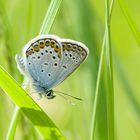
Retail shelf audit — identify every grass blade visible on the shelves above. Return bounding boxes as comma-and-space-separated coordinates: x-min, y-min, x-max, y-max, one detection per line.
90, 0, 115, 140
105, 0, 114, 139
0, 66, 65, 140
118, 0, 140, 48
39, 0, 63, 34
6, 106, 20, 140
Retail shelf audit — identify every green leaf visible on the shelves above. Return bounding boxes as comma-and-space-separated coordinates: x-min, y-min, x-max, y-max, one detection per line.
0, 66, 65, 140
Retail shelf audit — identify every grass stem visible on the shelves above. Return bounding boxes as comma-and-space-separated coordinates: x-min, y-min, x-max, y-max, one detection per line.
6, 106, 20, 140
39, 0, 63, 34
90, 0, 115, 140
105, 0, 114, 139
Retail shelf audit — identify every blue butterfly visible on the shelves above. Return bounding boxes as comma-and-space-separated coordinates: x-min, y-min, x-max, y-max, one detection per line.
15, 35, 89, 100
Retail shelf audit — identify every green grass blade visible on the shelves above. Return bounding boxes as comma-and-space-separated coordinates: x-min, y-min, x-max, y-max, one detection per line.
0, 67, 65, 140
105, 0, 114, 139
39, 0, 63, 34
6, 106, 20, 140
90, 0, 115, 140
118, 0, 140, 48
90, 35, 106, 140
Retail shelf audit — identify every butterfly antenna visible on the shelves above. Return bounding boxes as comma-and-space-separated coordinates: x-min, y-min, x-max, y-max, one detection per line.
54, 91, 76, 106
53, 91, 83, 101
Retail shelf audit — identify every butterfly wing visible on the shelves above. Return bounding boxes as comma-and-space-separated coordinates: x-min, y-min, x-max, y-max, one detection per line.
48, 39, 89, 88
23, 35, 63, 90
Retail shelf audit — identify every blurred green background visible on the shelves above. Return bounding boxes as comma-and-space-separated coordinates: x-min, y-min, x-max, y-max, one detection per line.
0, 0, 140, 140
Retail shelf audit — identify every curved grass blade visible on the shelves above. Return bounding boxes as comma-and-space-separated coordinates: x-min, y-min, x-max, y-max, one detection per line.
90, 0, 115, 140
0, 67, 65, 140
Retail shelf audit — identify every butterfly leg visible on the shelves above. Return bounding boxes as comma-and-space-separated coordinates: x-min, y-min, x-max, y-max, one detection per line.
36, 93, 43, 101
15, 54, 26, 76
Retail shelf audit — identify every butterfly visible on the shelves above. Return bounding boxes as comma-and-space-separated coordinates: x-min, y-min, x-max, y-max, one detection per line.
15, 34, 89, 100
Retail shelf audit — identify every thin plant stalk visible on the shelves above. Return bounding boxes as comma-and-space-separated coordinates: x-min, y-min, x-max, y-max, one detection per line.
39, 0, 63, 34
105, 0, 114, 139
6, 106, 20, 140
90, 0, 115, 140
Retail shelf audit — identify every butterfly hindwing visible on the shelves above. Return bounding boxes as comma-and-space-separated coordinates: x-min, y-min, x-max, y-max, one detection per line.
49, 39, 89, 88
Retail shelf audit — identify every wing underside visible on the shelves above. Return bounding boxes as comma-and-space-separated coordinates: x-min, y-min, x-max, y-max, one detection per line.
17, 35, 89, 90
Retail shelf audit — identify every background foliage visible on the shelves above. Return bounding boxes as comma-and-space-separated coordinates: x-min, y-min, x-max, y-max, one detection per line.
0, 0, 140, 140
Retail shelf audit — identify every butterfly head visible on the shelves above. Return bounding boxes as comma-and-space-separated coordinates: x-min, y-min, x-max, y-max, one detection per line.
45, 89, 56, 99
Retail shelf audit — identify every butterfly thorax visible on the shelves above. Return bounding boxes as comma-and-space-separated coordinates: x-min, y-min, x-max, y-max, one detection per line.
32, 82, 56, 99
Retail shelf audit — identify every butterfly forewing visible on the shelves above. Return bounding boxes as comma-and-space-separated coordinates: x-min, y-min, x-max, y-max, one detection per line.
24, 35, 63, 89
